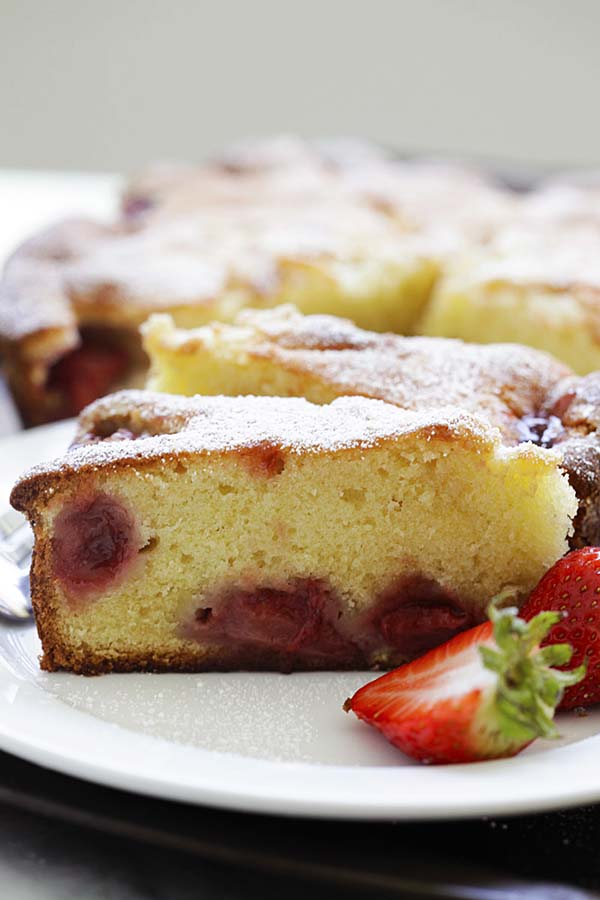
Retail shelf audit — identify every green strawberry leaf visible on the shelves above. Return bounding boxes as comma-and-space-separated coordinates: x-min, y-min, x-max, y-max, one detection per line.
480, 598, 586, 744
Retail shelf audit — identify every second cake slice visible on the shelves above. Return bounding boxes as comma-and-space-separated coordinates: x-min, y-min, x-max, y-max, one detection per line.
142, 305, 600, 550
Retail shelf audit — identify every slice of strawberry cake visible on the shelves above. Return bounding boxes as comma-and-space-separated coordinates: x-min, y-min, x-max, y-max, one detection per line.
143, 305, 600, 549
12, 391, 576, 674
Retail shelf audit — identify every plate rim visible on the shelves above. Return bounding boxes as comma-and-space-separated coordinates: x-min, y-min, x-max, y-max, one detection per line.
2, 670, 600, 821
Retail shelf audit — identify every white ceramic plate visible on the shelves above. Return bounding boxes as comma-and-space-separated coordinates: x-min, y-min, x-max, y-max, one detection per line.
1, 422, 600, 821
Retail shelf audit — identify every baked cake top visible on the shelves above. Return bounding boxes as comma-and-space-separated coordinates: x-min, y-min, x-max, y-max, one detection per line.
521, 181, 600, 229
144, 305, 571, 445
12, 389, 538, 514
122, 135, 390, 216
129, 154, 512, 238
445, 180, 600, 294
447, 222, 600, 295
122, 135, 510, 230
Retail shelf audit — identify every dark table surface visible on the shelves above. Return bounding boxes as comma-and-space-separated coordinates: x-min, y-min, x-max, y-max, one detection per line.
2, 746, 600, 900
2, 377, 600, 900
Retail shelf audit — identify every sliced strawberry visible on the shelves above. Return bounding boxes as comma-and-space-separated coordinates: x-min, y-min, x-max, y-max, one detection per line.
345, 601, 584, 764
521, 547, 600, 709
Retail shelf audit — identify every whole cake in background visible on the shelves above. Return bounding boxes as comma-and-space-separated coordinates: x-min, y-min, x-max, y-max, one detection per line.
2, 134, 600, 427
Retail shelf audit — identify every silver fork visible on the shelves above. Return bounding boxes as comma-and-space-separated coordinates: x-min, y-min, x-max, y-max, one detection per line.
0, 508, 34, 623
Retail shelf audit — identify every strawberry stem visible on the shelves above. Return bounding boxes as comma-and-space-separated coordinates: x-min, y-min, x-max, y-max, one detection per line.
480, 599, 586, 743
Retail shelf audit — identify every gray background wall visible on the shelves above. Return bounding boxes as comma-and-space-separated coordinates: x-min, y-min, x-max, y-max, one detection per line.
1, 0, 599, 173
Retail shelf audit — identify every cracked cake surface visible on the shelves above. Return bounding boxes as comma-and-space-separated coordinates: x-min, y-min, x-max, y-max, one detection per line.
16, 390, 504, 479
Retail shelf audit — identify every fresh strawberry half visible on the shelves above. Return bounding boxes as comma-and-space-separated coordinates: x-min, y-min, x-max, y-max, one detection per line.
521, 547, 600, 710
344, 599, 584, 765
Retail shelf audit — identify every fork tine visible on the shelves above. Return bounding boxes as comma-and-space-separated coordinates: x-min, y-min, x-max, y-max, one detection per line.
0, 508, 34, 622
0, 528, 34, 566
0, 556, 33, 620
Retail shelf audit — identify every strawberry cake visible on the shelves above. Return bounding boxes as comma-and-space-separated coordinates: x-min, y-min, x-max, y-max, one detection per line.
11, 390, 576, 674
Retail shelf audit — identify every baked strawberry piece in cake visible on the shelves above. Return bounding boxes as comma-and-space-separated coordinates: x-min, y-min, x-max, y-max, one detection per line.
11, 390, 576, 674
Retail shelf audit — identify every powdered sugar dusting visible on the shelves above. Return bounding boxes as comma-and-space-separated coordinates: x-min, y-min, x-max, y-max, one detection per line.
42, 668, 402, 764
466, 223, 600, 292
0, 139, 512, 342
0, 257, 76, 341
5, 136, 600, 352
149, 305, 571, 445
13, 391, 498, 493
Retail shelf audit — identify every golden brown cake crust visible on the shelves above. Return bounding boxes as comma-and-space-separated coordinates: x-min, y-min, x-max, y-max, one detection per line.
539, 372, 600, 548
38, 644, 366, 676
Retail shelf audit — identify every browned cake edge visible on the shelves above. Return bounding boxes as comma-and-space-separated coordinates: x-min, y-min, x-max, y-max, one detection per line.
542, 372, 600, 549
